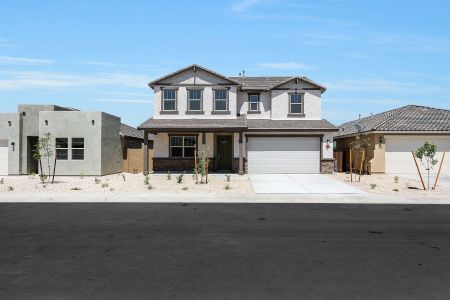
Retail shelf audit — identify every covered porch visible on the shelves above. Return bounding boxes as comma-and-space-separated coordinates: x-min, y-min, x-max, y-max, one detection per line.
138, 118, 247, 175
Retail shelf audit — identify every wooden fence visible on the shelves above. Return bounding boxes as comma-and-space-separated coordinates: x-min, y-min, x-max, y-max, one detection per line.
123, 148, 153, 173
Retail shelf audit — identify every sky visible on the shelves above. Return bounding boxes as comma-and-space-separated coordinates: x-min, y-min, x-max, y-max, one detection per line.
0, 0, 449, 127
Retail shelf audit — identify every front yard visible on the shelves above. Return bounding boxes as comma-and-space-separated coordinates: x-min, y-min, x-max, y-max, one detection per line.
329, 172, 450, 196
0, 173, 254, 194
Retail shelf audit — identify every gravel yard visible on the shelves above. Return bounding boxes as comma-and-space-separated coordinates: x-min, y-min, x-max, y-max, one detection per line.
0, 173, 253, 194
329, 172, 450, 196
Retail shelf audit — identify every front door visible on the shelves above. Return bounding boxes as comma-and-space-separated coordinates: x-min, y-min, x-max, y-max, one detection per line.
216, 135, 232, 171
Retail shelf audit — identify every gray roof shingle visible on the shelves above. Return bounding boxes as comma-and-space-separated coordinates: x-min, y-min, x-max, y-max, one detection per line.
138, 116, 336, 132
228, 76, 326, 92
336, 105, 450, 137
120, 123, 147, 140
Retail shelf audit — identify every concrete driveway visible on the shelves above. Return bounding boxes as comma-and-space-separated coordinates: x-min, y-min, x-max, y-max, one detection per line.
249, 174, 365, 194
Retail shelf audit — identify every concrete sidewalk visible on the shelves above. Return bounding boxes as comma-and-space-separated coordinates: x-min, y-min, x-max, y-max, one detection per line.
0, 191, 450, 204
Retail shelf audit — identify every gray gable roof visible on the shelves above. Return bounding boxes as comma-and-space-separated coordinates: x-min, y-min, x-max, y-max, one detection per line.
336, 105, 450, 137
120, 123, 147, 140
229, 76, 326, 92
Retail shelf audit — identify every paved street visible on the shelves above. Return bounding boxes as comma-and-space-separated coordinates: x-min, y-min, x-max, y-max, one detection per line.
1, 202, 450, 299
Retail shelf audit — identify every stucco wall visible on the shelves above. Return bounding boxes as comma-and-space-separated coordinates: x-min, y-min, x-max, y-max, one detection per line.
271, 86, 321, 120
237, 91, 271, 119
39, 111, 104, 176
0, 113, 21, 175
101, 113, 123, 175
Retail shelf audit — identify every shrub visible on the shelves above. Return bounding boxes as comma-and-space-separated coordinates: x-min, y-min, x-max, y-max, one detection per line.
70, 187, 82, 191
0, 178, 4, 184
392, 188, 399, 192
109, 187, 115, 192
167, 171, 171, 180
224, 184, 231, 190
122, 173, 126, 181
39, 174, 47, 184
176, 173, 184, 184
226, 174, 231, 183
101, 182, 109, 188
7, 186, 14, 191
147, 184, 153, 190
182, 186, 188, 191
393, 175, 399, 183
144, 174, 150, 185
369, 183, 376, 189
94, 177, 101, 184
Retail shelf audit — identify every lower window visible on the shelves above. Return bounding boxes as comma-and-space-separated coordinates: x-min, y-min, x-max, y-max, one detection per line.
170, 136, 196, 158
71, 138, 85, 160
55, 138, 68, 160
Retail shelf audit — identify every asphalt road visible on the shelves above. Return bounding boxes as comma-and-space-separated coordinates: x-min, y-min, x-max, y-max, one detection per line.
1, 203, 450, 300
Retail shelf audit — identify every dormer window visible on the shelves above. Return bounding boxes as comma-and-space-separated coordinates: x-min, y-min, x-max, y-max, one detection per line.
289, 93, 304, 115
187, 89, 203, 111
248, 94, 260, 112
162, 89, 177, 111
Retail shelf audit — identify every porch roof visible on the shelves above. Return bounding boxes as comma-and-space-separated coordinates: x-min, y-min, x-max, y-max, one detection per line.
138, 116, 337, 132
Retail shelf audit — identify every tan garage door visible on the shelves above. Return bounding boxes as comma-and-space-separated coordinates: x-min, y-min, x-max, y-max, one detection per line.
385, 135, 450, 175
247, 137, 320, 174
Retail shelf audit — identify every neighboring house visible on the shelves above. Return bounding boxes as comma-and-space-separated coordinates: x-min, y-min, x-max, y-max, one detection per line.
0, 104, 147, 176
335, 105, 450, 175
138, 64, 337, 174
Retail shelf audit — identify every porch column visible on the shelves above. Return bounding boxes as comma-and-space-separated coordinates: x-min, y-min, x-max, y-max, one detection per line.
238, 132, 244, 175
143, 130, 149, 175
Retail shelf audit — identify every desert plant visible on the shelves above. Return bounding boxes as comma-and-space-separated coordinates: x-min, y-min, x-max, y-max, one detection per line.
369, 183, 377, 189
39, 174, 48, 184
101, 182, 109, 188
392, 188, 399, 192
176, 173, 184, 184
29, 172, 36, 179
7, 186, 14, 191
194, 148, 210, 184
70, 187, 82, 191
415, 142, 438, 190
144, 174, 150, 185
122, 173, 126, 181
33, 132, 54, 184
147, 184, 153, 190
94, 177, 101, 184
110, 187, 115, 192
224, 184, 231, 190
182, 186, 188, 191
0, 178, 4, 184
226, 174, 231, 183
393, 175, 399, 183
167, 171, 171, 180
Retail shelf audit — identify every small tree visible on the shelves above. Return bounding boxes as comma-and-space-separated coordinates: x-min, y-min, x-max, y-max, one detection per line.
33, 132, 54, 184
194, 147, 209, 184
415, 142, 438, 190
349, 134, 371, 180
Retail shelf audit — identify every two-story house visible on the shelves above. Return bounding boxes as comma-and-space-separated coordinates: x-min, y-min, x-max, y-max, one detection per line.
138, 64, 337, 174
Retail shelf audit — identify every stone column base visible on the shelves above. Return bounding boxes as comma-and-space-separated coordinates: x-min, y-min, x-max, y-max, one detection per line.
321, 159, 335, 174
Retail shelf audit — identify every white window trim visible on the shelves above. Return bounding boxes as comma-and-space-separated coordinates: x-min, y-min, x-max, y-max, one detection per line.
248, 94, 260, 112
71, 138, 85, 161
162, 89, 177, 111
289, 93, 304, 115
187, 89, 203, 112
213, 89, 229, 111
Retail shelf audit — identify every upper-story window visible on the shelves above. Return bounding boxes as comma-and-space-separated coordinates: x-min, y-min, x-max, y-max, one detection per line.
214, 89, 228, 111
289, 93, 303, 114
162, 89, 177, 111
188, 89, 203, 111
248, 94, 260, 112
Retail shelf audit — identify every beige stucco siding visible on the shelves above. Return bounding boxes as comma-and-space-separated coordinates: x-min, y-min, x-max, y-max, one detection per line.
271, 89, 321, 120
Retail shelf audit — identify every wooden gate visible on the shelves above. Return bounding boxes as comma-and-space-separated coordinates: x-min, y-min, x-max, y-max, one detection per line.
123, 148, 153, 173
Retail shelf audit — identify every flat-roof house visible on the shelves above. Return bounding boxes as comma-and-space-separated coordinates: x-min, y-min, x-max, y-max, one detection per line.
335, 105, 450, 175
0, 105, 147, 176
138, 64, 337, 174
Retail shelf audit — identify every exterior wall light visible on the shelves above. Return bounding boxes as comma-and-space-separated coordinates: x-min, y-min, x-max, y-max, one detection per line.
326, 139, 331, 150
8, 121, 11, 127
11, 142, 15, 151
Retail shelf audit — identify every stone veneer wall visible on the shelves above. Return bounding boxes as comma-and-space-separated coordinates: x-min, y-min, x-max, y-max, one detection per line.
320, 159, 335, 174
153, 158, 246, 173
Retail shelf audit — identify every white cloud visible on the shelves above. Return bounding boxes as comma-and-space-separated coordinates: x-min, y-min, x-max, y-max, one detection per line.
95, 98, 152, 104
0, 55, 53, 65
0, 71, 149, 90
258, 62, 313, 70
231, 0, 261, 12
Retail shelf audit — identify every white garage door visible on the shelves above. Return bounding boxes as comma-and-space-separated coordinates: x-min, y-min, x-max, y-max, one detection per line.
247, 137, 320, 174
385, 135, 450, 175
0, 141, 8, 176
